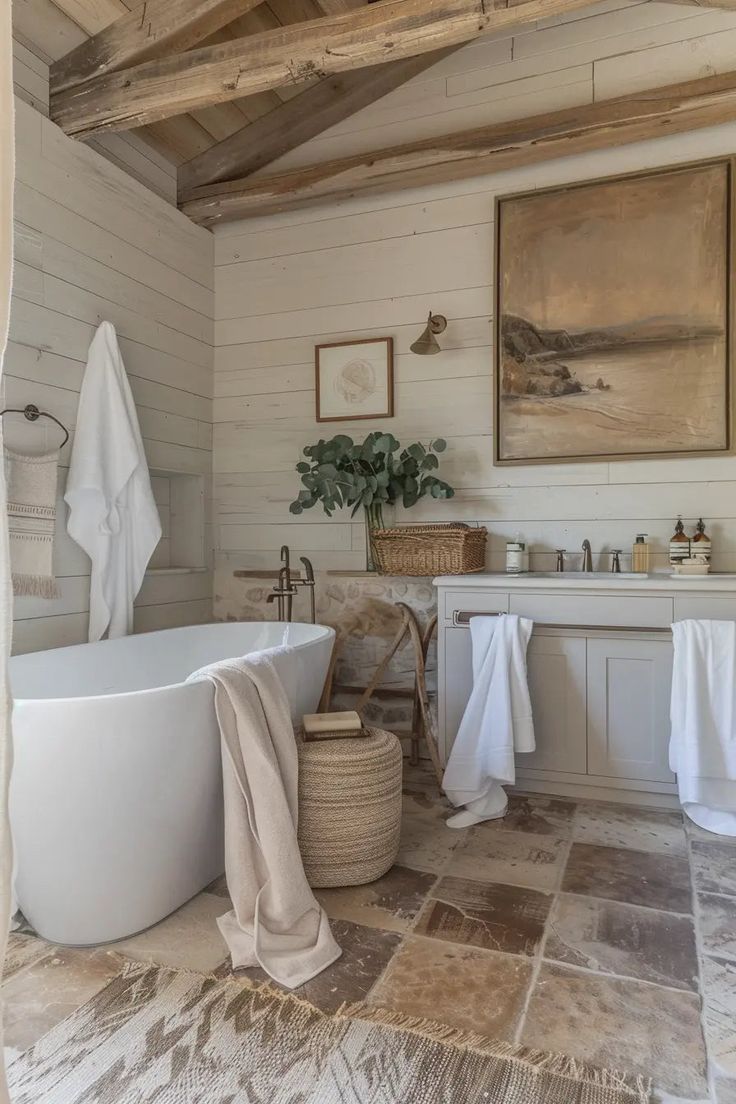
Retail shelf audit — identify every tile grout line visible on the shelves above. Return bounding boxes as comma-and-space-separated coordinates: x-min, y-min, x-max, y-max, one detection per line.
511, 815, 577, 1046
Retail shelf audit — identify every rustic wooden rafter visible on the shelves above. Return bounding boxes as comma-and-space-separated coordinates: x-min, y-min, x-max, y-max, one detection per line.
178, 47, 458, 194
179, 70, 736, 225
50, 0, 265, 96
666, 0, 736, 9
49, 0, 598, 137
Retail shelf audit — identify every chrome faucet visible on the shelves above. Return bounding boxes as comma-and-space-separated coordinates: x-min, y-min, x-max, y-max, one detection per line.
266, 545, 298, 621
266, 546, 317, 623
581, 539, 593, 572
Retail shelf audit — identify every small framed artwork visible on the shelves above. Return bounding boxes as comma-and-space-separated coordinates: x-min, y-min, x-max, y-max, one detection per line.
315, 337, 394, 422
494, 157, 734, 465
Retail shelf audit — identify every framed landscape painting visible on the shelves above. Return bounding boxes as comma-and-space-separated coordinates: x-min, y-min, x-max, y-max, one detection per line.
494, 159, 733, 465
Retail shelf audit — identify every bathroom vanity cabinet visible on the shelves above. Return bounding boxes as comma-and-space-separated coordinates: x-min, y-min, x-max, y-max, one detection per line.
435, 575, 736, 806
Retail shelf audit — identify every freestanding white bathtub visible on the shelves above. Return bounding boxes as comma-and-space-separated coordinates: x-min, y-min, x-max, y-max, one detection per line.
9, 620, 335, 947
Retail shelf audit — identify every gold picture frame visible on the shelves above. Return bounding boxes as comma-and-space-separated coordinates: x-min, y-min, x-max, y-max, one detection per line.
493, 158, 734, 466
315, 337, 394, 423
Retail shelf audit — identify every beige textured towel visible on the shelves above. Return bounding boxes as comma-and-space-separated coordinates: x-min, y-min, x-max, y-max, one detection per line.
4, 446, 59, 598
188, 648, 341, 989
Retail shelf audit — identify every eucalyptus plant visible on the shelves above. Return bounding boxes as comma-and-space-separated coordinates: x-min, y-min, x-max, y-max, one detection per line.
289, 432, 455, 527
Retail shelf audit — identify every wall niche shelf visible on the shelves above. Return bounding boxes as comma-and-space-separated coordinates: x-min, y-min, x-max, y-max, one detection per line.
149, 470, 206, 573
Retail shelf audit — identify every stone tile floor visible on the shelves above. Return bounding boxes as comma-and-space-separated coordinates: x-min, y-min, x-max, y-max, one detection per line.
4, 763, 736, 1103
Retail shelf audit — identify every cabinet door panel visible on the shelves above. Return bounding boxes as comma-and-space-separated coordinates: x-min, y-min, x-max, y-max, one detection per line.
441, 625, 473, 761
587, 638, 674, 783
524, 635, 587, 774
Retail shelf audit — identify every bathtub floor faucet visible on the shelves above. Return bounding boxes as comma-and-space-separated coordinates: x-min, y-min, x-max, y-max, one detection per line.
266, 545, 316, 622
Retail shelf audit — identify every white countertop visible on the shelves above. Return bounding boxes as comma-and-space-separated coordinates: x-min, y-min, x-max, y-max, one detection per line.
434, 572, 736, 593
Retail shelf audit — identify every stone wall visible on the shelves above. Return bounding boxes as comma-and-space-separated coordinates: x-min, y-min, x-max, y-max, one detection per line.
215, 571, 437, 746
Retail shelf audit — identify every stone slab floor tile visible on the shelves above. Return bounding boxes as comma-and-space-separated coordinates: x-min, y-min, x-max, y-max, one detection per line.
545, 894, 699, 991
573, 802, 687, 856
716, 1078, 736, 1103
367, 935, 533, 1041
414, 875, 551, 956
220, 919, 402, 1014
699, 894, 736, 962
702, 955, 736, 1078
692, 841, 736, 898
109, 891, 228, 973
204, 873, 229, 899
1, 945, 124, 1053
3, 933, 50, 984
396, 793, 466, 874
316, 864, 436, 933
446, 828, 568, 891
521, 962, 708, 1099
562, 842, 692, 913
489, 793, 576, 836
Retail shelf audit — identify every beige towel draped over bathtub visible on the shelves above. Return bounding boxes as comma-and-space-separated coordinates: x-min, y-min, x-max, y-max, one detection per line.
188, 647, 341, 989
4, 446, 59, 598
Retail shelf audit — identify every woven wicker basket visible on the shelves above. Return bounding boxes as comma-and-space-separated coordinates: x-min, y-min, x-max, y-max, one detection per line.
297, 727, 402, 888
370, 522, 487, 576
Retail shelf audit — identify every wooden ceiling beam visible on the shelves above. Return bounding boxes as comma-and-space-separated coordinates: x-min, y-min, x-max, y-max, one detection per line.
50, 0, 598, 137
179, 69, 736, 225
178, 47, 457, 195
50, 0, 264, 96
666, 0, 736, 9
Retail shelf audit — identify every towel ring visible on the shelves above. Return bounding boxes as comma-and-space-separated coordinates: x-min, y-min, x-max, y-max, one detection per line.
0, 404, 70, 448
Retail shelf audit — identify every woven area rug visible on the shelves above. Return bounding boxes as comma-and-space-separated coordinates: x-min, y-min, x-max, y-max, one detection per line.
7, 962, 651, 1103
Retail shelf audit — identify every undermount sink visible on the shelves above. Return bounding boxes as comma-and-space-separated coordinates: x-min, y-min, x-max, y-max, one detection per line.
509, 571, 645, 580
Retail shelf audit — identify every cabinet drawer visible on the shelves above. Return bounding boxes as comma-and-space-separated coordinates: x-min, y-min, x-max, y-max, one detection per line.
443, 589, 509, 623
675, 596, 736, 622
509, 593, 673, 629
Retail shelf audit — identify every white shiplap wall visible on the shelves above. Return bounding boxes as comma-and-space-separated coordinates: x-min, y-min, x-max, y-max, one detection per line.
8, 95, 214, 654
11, 37, 179, 204
212, 1, 736, 605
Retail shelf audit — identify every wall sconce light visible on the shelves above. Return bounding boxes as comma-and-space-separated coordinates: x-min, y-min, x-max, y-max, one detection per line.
410, 311, 447, 355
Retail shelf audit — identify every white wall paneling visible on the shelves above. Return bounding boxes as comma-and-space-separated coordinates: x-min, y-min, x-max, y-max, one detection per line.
9, 96, 214, 653
211, 4, 736, 617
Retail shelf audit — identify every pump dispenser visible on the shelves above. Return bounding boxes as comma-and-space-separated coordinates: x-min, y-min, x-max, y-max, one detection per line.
632, 534, 650, 574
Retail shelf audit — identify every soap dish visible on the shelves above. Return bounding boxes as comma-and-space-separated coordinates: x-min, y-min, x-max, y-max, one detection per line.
671, 562, 710, 577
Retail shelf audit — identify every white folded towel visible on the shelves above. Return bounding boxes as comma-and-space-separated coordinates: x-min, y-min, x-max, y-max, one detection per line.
188, 648, 341, 988
443, 614, 535, 826
670, 619, 736, 835
64, 322, 161, 641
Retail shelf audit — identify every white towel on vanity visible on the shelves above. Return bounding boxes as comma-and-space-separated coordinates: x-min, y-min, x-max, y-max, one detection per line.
65, 322, 161, 641
188, 648, 341, 989
443, 614, 535, 820
670, 619, 736, 835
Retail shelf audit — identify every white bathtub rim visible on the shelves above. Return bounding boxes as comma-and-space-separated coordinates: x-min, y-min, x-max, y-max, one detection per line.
11, 620, 335, 706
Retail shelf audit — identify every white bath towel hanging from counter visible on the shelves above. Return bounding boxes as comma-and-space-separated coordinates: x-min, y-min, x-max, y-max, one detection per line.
65, 322, 161, 641
670, 619, 736, 836
188, 648, 341, 989
443, 613, 535, 827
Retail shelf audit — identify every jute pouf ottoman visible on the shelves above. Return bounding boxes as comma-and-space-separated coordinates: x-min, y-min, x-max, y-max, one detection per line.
297, 727, 403, 888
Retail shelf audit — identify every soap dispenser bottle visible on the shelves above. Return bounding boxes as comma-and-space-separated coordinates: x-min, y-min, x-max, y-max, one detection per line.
692, 519, 712, 563
632, 534, 650, 574
669, 518, 690, 566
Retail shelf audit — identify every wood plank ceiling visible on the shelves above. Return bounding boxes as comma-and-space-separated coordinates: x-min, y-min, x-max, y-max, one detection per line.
14, 0, 736, 226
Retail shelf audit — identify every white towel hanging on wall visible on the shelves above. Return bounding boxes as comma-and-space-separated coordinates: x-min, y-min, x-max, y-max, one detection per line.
65, 321, 161, 641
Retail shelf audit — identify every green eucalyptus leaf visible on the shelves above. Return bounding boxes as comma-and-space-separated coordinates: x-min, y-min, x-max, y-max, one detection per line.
431, 438, 447, 452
